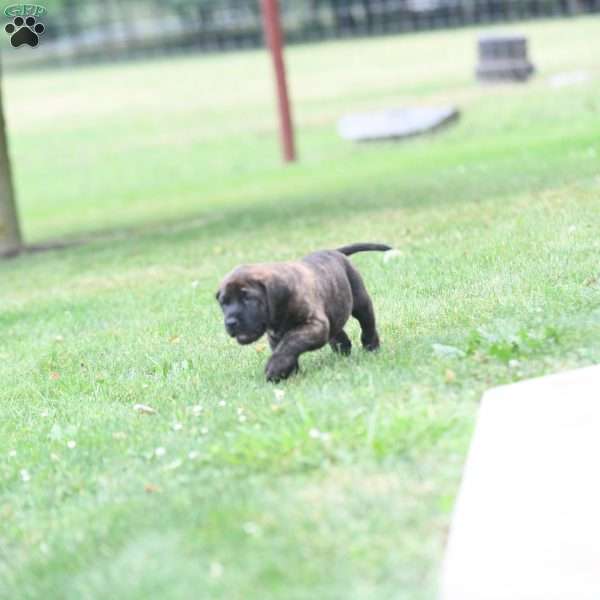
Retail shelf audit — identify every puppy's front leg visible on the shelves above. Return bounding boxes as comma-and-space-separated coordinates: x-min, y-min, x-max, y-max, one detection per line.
265, 318, 329, 382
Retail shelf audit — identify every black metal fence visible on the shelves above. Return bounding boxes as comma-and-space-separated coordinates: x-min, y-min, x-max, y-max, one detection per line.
3, 0, 599, 67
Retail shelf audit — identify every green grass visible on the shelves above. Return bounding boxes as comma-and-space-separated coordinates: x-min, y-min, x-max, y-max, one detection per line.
2, 16, 600, 600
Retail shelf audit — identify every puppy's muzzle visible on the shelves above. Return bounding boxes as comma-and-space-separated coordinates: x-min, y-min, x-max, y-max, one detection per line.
225, 317, 240, 337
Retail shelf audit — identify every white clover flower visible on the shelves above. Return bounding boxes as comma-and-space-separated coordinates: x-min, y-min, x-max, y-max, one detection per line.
309, 428, 331, 442
209, 561, 224, 579
383, 249, 402, 264
133, 403, 157, 415
243, 522, 261, 536
309, 428, 321, 439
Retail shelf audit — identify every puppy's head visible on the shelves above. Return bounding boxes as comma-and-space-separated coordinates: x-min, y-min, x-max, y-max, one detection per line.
216, 268, 270, 345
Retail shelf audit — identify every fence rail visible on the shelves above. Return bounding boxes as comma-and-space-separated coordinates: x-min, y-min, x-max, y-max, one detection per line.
2, 0, 599, 68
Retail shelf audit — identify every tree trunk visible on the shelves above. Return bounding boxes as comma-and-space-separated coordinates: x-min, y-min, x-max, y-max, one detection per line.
0, 60, 22, 257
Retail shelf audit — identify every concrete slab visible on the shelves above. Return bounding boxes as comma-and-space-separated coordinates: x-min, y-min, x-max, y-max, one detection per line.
337, 106, 458, 142
440, 365, 600, 600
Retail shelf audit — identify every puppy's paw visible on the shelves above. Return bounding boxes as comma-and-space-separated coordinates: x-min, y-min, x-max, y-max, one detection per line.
330, 339, 352, 356
265, 354, 299, 383
362, 333, 380, 352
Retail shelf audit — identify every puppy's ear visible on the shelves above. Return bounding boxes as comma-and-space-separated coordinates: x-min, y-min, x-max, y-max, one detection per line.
215, 290, 221, 302
259, 276, 290, 325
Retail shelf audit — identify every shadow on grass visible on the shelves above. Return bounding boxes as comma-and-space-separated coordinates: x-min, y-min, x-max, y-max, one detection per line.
4, 126, 596, 263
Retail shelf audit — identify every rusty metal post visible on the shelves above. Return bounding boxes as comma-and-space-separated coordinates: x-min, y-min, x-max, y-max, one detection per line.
261, 0, 296, 163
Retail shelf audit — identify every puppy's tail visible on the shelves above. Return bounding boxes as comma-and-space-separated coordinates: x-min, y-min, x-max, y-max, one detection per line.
336, 243, 392, 256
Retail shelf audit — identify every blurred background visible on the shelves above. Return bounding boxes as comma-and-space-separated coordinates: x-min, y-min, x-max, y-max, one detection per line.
3, 0, 599, 69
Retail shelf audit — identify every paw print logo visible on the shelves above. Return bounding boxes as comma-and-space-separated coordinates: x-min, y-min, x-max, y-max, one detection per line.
5, 16, 45, 48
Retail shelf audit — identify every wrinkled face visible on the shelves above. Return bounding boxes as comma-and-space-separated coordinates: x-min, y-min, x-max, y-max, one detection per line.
216, 281, 269, 345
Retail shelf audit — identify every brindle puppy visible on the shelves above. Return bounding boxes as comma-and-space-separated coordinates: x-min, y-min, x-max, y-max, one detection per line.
216, 243, 391, 382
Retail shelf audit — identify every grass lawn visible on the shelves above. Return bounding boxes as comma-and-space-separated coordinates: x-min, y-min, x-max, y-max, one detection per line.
1, 16, 600, 600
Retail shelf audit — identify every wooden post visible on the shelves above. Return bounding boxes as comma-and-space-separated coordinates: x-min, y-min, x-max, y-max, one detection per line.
0, 60, 22, 257
261, 0, 296, 163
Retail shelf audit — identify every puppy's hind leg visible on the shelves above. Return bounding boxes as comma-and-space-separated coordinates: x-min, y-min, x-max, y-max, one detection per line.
329, 330, 352, 356
353, 297, 380, 351
347, 267, 380, 351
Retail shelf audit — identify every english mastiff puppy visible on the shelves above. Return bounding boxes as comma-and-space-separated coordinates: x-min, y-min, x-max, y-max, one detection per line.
216, 243, 391, 382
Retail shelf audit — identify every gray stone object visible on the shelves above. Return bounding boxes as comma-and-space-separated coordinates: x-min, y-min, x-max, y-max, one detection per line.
476, 34, 535, 82
337, 106, 459, 142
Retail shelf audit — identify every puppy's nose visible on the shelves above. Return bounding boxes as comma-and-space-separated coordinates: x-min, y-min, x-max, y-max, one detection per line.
225, 317, 239, 333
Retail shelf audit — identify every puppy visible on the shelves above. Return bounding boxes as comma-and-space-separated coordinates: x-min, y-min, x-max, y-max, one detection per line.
216, 243, 391, 382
